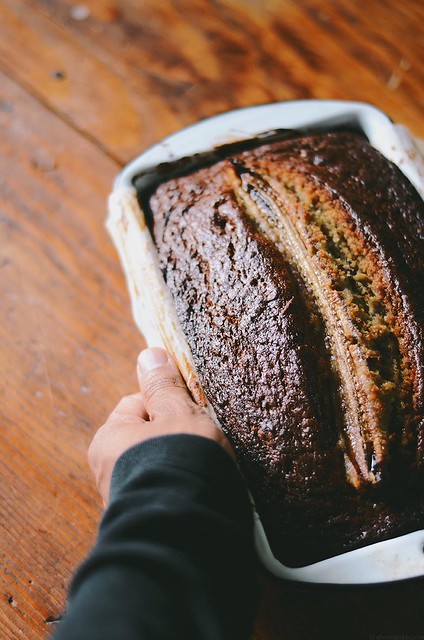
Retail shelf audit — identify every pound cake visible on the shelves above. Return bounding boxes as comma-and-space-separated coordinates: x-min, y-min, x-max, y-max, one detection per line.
148, 131, 424, 567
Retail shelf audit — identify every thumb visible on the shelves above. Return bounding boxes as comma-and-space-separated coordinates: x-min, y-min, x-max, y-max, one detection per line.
137, 347, 194, 420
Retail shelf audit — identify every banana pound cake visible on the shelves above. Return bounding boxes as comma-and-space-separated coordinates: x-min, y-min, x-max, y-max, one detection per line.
149, 131, 424, 567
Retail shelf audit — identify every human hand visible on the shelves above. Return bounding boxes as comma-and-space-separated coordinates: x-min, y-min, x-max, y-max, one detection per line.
88, 347, 234, 505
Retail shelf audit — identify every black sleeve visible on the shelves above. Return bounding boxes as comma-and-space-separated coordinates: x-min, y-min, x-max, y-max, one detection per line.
53, 433, 259, 640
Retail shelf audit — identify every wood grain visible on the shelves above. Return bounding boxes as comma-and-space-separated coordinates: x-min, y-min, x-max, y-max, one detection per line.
0, 0, 423, 166
0, 69, 142, 638
0, 0, 423, 638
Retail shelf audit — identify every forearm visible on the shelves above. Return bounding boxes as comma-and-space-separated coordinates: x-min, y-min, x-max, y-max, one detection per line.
53, 434, 259, 640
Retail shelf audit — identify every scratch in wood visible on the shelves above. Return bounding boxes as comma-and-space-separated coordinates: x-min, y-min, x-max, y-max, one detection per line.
0, 101, 13, 113
45, 614, 63, 625
28, 300, 57, 417
52, 70, 66, 81
70, 5, 90, 21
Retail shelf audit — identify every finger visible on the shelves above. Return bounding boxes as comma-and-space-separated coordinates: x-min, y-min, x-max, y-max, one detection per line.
137, 347, 194, 420
88, 415, 145, 505
109, 392, 148, 420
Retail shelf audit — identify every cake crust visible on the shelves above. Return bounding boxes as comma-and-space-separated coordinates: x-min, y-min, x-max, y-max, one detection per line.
150, 132, 424, 566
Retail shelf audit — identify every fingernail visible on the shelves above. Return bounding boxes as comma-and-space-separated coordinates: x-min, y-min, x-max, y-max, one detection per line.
137, 348, 169, 376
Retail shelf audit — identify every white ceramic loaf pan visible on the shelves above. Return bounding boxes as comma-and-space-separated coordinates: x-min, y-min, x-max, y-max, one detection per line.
107, 100, 424, 584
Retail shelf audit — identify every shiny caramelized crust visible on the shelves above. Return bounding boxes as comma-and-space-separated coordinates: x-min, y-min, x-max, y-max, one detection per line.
150, 132, 424, 566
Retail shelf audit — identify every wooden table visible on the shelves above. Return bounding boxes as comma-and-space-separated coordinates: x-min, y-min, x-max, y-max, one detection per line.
1, 1, 423, 638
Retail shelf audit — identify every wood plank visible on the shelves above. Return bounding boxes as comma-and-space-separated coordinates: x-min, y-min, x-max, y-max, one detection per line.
0, 0, 180, 165
1, 1, 424, 638
0, 0, 423, 170
254, 573, 424, 640
0, 69, 142, 638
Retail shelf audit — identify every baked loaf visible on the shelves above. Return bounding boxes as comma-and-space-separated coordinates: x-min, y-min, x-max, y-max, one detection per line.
149, 131, 424, 567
